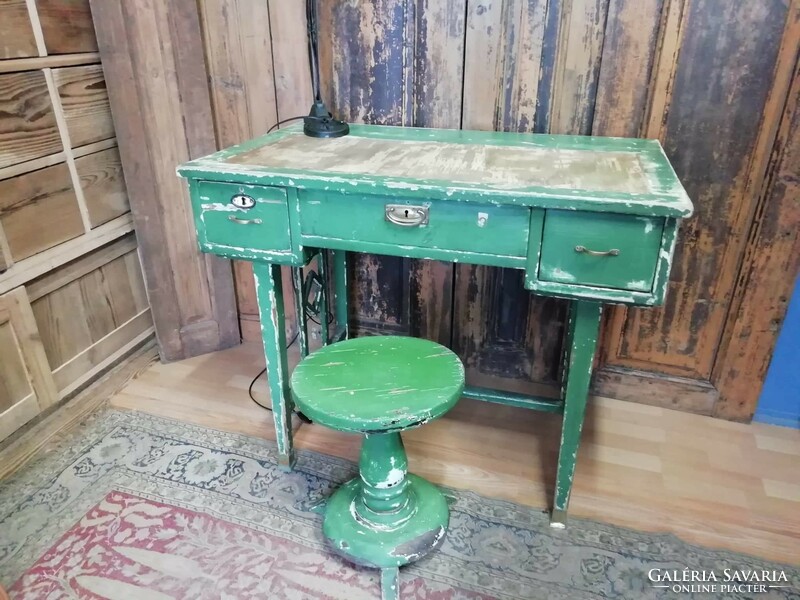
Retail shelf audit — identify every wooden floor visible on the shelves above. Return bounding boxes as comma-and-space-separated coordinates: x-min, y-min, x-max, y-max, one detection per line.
106, 342, 800, 565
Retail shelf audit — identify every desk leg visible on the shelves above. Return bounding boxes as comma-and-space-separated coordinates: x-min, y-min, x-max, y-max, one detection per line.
253, 262, 296, 470
317, 252, 330, 345
332, 250, 349, 339
291, 267, 309, 358
551, 300, 602, 528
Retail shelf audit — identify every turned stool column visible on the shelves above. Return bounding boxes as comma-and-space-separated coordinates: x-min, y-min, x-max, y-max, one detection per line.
290, 336, 465, 600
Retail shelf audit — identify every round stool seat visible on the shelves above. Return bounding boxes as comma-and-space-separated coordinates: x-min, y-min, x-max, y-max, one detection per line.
291, 336, 464, 433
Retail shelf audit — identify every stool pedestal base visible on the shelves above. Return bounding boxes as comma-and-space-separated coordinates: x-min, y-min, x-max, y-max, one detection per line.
323, 433, 449, 599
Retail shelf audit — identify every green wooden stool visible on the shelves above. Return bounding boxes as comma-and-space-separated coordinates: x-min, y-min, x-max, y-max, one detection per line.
291, 336, 465, 599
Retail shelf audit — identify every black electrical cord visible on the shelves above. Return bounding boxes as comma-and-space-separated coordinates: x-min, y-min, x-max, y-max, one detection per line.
246, 268, 334, 421
267, 116, 307, 135
247, 330, 299, 411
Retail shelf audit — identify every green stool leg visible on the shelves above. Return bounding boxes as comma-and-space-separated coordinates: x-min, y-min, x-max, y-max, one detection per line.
381, 567, 400, 600
551, 300, 602, 527
324, 432, 449, 587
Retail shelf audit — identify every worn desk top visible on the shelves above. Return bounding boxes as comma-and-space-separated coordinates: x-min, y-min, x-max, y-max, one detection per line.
178, 124, 693, 218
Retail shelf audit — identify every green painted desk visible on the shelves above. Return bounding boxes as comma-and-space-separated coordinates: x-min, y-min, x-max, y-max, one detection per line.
178, 124, 693, 527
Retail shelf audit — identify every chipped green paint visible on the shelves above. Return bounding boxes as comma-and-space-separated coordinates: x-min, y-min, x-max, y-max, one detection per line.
462, 385, 564, 413
538, 210, 664, 292
178, 124, 693, 218
316, 251, 330, 346
291, 267, 309, 358
176, 123, 693, 528
299, 190, 531, 260
291, 336, 462, 599
331, 249, 349, 339
290, 337, 464, 433
551, 300, 603, 529
252, 263, 295, 469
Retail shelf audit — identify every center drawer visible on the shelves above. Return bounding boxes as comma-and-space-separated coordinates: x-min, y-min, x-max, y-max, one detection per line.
299, 192, 530, 259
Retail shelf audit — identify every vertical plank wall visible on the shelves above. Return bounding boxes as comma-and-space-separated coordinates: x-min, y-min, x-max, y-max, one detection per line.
0, 0, 154, 441
122, 0, 798, 421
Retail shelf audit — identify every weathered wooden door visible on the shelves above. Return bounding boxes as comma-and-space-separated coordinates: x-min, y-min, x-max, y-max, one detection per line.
316, 0, 800, 419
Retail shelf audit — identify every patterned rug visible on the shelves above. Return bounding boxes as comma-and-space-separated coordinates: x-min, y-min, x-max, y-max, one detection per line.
0, 410, 797, 600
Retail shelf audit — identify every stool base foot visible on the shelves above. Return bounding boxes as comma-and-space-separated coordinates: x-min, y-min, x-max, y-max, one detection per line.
381, 567, 400, 600
323, 474, 449, 569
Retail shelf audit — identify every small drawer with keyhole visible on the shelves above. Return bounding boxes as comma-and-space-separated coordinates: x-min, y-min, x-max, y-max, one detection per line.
193, 180, 292, 258
538, 210, 664, 292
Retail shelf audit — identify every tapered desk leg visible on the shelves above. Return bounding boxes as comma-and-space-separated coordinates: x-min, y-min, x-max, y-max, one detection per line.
317, 252, 330, 346
291, 267, 309, 358
331, 250, 349, 339
253, 262, 296, 470
551, 300, 602, 528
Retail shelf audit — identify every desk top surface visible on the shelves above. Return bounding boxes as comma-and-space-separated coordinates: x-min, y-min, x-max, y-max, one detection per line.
179, 124, 693, 218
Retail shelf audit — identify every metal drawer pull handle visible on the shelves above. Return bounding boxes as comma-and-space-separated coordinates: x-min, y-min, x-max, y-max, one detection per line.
575, 245, 620, 257
228, 215, 262, 225
385, 204, 429, 227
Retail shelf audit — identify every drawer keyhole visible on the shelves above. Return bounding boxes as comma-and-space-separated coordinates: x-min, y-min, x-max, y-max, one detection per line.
385, 204, 429, 227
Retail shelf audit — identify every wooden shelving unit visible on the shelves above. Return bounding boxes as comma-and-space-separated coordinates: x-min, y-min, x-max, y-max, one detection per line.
0, 0, 153, 442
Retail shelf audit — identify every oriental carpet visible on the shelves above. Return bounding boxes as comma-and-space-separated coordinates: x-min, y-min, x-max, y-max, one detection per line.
0, 410, 797, 599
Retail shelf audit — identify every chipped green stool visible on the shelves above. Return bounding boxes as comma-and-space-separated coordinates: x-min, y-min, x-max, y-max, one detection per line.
291, 336, 465, 600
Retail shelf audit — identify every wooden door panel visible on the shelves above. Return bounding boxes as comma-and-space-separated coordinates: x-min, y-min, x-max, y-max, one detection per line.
453, 265, 565, 387
0, 287, 58, 441
604, 0, 792, 379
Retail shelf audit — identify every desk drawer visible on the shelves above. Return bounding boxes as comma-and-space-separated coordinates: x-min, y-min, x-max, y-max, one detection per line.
539, 210, 663, 291
300, 193, 530, 259
195, 181, 291, 254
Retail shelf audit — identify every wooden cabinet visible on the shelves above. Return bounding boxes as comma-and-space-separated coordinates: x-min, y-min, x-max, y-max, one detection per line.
0, 0, 154, 442
0, 287, 57, 441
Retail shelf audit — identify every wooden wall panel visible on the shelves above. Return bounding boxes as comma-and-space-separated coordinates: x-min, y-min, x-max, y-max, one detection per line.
0, 0, 152, 442
0, 0, 38, 59
605, 0, 791, 380
198, 0, 299, 343
75, 146, 129, 227
0, 238, 10, 273
90, 0, 238, 361
0, 319, 32, 411
269, 0, 314, 121
0, 71, 62, 169
592, 0, 664, 138
0, 163, 84, 261
713, 53, 800, 420
0, 287, 58, 441
462, 0, 547, 132
318, 1, 407, 126
31, 245, 150, 369
36, 0, 98, 54
549, 0, 610, 135
52, 65, 114, 147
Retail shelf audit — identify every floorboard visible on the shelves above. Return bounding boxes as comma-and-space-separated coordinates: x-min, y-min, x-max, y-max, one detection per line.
32, 341, 800, 564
